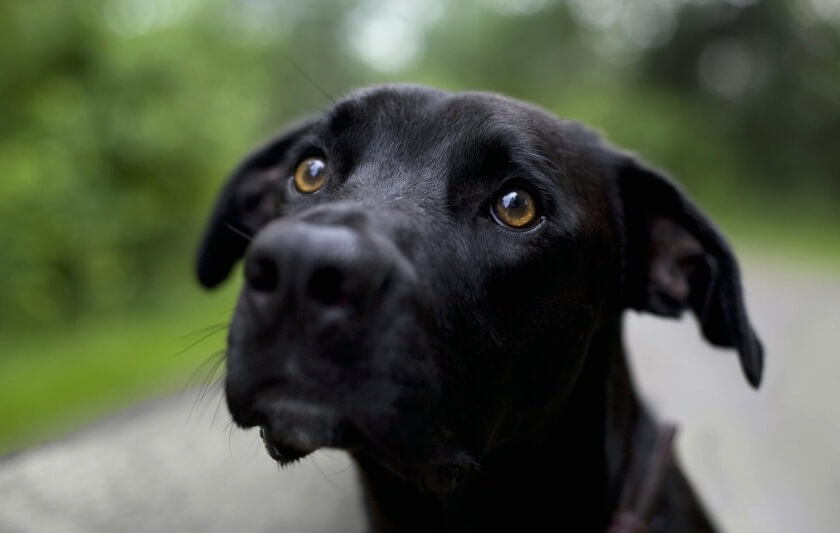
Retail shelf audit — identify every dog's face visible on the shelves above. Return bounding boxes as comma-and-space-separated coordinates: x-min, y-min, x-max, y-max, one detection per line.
196, 85, 762, 492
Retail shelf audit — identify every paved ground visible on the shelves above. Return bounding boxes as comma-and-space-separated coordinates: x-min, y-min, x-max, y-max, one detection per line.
1, 257, 839, 532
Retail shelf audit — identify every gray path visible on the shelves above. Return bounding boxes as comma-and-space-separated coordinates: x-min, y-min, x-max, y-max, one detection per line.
1, 257, 838, 532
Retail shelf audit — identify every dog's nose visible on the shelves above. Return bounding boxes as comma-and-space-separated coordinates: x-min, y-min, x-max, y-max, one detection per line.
243, 220, 387, 312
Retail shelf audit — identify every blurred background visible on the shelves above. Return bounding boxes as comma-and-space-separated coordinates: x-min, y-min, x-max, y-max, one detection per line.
1, 0, 838, 531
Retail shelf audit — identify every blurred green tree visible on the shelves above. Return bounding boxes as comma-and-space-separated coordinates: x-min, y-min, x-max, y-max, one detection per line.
0, 0, 365, 325
0, 0, 837, 328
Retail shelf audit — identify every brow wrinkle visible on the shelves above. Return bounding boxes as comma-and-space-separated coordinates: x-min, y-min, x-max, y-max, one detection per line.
525, 149, 568, 180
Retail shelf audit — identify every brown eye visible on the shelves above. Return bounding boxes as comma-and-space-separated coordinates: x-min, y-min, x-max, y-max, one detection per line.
293, 157, 327, 193
492, 188, 538, 229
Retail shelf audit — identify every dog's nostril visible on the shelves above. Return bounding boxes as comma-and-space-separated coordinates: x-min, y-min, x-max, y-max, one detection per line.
246, 256, 279, 292
306, 265, 345, 306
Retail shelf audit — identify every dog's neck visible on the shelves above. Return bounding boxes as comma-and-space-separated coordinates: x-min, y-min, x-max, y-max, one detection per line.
354, 318, 646, 532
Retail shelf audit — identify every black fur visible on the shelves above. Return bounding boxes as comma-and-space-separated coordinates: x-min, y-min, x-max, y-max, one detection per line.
196, 84, 762, 532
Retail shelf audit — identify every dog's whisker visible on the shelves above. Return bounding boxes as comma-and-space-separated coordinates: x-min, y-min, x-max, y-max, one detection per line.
173, 322, 230, 342
198, 358, 226, 400
183, 349, 226, 389
310, 454, 342, 490
169, 326, 228, 359
327, 463, 355, 476
199, 370, 226, 409
185, 351, 227, 421
525, 149, 568, 178
181, 350, 223, 400
226, 223, 254, 241
227, 422, 238, 456
209, 382, 228, 429
283, 53, 336, 105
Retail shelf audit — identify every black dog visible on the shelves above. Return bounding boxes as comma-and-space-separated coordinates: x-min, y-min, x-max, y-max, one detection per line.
196, 85, 762, 532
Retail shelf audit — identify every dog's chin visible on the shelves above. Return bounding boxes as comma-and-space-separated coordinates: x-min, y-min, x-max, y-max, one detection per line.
259, 426, 313, 464
253, 395, 348, 465
248, 396, 476, 493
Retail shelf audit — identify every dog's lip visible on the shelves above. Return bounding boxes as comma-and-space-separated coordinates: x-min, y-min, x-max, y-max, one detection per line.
253, 393, 346, 464
259, 427, 312, 463
250, 391, 478, 491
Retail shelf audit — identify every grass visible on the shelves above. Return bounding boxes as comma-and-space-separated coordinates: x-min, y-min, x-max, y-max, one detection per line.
0, 281, 238, 456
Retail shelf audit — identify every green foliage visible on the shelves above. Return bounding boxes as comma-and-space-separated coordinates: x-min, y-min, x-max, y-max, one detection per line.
0, 281, 236, 454
0, 0, 837, 329
0, 2, 254, 323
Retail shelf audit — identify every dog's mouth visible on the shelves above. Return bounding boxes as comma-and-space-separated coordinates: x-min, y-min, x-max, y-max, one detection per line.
259, 426, 311, 463
233, 380, 480, 493
252, 393, 351, 465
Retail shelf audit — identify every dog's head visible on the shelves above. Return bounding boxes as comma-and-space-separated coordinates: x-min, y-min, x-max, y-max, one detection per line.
196, 85, 762, 492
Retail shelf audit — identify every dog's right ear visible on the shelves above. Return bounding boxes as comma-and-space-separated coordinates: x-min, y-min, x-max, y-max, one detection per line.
196, 118, 317, 288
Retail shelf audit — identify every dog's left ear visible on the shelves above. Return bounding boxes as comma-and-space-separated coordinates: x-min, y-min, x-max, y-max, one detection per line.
615, 154, 763, 388
196, 118, 317, 288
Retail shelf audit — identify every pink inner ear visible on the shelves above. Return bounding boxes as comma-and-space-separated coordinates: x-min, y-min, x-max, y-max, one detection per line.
648, 218, 705, 302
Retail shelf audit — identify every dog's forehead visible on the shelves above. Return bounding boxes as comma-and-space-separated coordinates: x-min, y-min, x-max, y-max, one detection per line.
299, 85, 615, 239
318, 86, 605, 197
327, 85, 557, 149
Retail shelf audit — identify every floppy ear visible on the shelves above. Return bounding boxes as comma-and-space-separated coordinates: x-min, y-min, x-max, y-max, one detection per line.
616, 155, 764, 388
196, 118, 317, 288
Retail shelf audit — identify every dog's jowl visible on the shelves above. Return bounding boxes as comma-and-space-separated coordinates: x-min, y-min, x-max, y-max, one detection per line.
196, 85, 763, 532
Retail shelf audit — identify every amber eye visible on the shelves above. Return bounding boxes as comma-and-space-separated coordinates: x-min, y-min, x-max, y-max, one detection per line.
293, 157, 327, 193
492, 188, 538, 229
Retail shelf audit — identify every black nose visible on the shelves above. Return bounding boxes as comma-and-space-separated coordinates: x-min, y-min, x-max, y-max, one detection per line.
243, 220, 387, 312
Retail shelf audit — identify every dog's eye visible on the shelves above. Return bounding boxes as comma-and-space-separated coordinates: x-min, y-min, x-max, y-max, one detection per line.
491, 188, 538, 229
293, 157, 327, 193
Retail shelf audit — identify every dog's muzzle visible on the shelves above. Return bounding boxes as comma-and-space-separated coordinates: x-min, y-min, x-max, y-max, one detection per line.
223, 207, 433, 466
